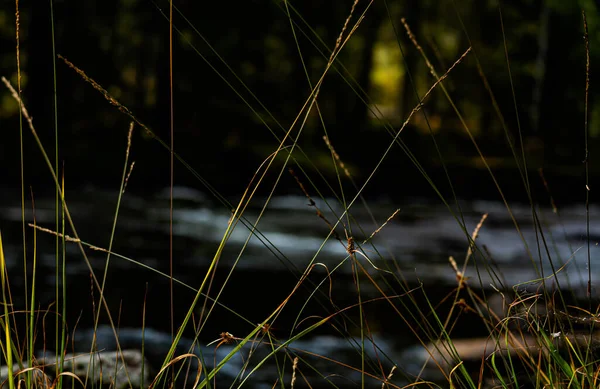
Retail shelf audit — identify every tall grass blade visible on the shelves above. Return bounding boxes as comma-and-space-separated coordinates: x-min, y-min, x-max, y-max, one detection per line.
0, 232, 14, 389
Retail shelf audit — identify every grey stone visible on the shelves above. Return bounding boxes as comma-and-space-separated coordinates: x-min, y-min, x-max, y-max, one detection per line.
0, 350, 150, 389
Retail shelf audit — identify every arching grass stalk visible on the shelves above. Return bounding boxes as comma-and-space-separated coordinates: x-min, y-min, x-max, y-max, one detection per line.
89, 122, 136, 384
1, 76, 134, 387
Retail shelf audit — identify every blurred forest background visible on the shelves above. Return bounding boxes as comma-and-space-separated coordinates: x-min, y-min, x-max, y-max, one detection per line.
1, 0, 600, 203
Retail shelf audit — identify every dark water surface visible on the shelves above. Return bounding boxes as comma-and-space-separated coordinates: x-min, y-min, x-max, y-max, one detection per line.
1, 187, 599, 387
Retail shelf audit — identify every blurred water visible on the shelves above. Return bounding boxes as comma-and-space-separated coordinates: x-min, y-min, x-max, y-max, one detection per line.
0, 187, 598, 387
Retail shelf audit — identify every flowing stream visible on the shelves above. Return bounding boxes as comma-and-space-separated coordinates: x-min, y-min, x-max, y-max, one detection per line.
0, 186, 598, 387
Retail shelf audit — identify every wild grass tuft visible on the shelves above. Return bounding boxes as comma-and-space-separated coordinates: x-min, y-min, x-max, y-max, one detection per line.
1, 2, 598, 389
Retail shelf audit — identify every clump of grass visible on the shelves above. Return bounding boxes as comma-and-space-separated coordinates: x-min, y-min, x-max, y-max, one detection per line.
2, 2, 598, 389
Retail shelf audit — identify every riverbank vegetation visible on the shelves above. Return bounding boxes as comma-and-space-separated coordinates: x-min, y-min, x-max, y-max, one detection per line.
1, 1, 599, 388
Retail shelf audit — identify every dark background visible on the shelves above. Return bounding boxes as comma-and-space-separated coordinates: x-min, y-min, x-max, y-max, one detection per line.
1, 0, 599, 205
1, 4, 600, 385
